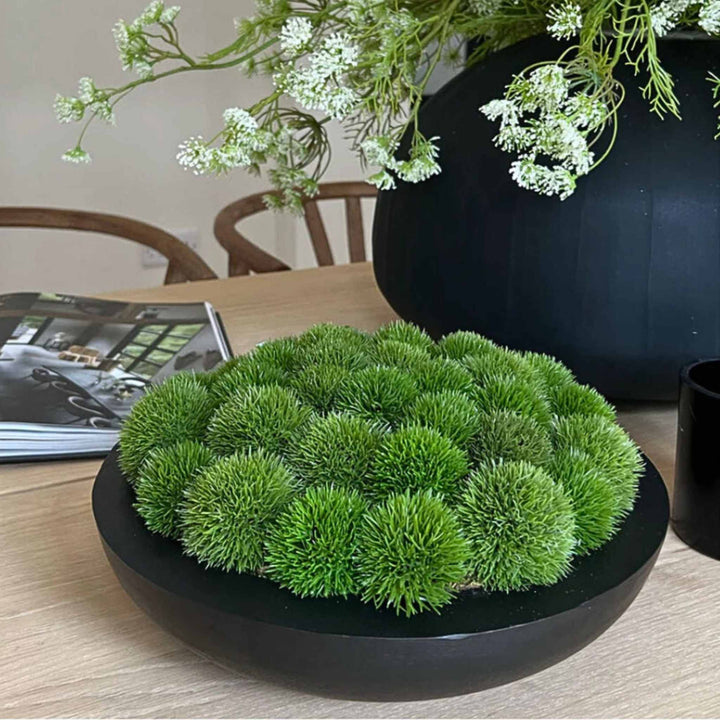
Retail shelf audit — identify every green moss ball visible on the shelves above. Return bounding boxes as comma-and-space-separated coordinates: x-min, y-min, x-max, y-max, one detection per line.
370, 425, 469, 499
549, 449, 623, 554
134, 441, 217, 539
523, 352, 575, 390
470, 410, 552, 466
457, 461, 576, 591
549, 383, 616, 421
474, 375, 551, 426
411, 357, 476, 396
251, 336, 303, 373
357, 490, 470, 616
553, 415, 642, 516
405, 390, 480, 449
206, 385, 312, 457
297, 324, 372, 369
370, 340, 430, 371
461, 348, 536, 386
119, 373, 216, 481
289, 363, 351, 413
291, 413, 386, 488
437, 330, 496, 361
181, 450, 296, 573
335, 366, 418, 426
266, 485, 367, 597
373, 320, 435, 354
210, 355, 288, 406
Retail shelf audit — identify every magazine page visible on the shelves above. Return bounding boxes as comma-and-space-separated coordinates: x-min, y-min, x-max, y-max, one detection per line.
0, 292, 230, 433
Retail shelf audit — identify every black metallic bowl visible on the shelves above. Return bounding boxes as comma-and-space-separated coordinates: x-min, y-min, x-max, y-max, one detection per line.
93, 448, 668, 701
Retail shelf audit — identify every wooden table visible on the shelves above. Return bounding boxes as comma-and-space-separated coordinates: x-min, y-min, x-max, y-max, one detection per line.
2, 263, 718, 718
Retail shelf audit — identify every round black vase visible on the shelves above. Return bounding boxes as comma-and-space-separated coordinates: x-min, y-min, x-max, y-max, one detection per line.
93, 448, 668, 701
372, 35, 720, 401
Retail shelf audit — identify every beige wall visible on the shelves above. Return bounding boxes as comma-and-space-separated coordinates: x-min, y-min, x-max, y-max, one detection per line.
0, 0, 368, 295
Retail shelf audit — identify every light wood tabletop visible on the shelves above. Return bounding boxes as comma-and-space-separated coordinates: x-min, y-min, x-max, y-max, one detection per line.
2, 262, 718, 719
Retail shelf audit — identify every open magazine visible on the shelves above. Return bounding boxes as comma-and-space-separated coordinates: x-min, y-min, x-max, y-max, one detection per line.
0, 292, 231, 461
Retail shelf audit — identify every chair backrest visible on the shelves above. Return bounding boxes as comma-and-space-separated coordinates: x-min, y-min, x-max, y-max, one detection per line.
213, 182, 377, 276
0, 207, 217, 284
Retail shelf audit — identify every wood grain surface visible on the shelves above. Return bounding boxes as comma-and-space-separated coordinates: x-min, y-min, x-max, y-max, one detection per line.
2, 263, 718, 719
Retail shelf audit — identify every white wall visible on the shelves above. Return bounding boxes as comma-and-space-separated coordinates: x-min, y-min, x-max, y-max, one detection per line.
0, 0, 367, 295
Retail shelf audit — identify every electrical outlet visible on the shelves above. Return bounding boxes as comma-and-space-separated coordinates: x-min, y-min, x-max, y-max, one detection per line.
141, 228, 201, 268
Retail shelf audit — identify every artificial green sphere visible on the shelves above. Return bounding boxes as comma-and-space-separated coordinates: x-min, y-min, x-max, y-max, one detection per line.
289, 363, 351, 413
297, 323, 372, 369
291, 413, 386, 489
474, 375, 551, 426
370, 425, 469, 499
209, 355, 288, 406
181, 450, 296, 573
251, 336, 303, 373
470, 410, 552, 466
134, 441, 216, 539
206, 385, 312, 457
437, 330, 495, 361
523, 352, 575, 390
119, 373, 216, 481
266, 485, 367, 597
411, 356, 476, 396
457, 461, 576, 591
552, 415, 642, 516
549, 383, 616, 421
373, 320, 435, 354
370, 340, 430, 371
405, 390, 480, 449
335, 366, 418, 426
549, 449, 622, 554
357, 490, 470, 616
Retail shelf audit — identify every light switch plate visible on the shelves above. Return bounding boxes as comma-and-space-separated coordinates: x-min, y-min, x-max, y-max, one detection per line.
141, 228, 201, 268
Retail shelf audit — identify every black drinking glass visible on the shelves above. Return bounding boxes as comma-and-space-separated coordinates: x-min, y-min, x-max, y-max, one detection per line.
673, 359, 720, 559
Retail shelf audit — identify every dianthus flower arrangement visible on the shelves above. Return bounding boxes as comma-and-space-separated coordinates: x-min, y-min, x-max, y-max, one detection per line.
119, 321, 643, 617
56, 0, 720, 204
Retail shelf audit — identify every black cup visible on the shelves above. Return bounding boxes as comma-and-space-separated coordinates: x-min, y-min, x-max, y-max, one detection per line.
673, 359, 720, 559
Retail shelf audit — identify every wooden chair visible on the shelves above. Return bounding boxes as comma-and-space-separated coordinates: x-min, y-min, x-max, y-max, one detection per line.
0, 207, 216, 284
214, 182, 377, 276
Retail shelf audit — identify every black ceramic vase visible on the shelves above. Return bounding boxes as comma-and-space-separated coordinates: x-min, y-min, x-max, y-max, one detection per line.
93, 448, 669, 701
373, 35, 720, 401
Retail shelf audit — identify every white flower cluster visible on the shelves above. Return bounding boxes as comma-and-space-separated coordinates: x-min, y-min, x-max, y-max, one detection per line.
470, 0, 504, 17
481, 64, 607, 199
650, 0, 694, 34
362, 134, 442, 190
275, 32, 360, 120
54, 76, 114, 127
62, 147, 91, 164
546, 1, 583, 40
177, 107, 271, 175
700, 0, 720, 33
279, 17, 313, 57
113, 1, 181, 78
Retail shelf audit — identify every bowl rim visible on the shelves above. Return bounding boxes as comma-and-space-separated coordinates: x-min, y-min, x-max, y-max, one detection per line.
93, 446, 669, 640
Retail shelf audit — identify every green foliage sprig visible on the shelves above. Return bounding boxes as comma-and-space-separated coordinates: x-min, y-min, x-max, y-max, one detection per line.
57, 0, 719, 205
119, 319, 643, 616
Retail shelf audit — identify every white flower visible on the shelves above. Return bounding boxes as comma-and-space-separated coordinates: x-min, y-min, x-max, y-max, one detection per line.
361, 135, 399, 169
274, 32, 361, 120
526, 65, 571, 112
470, 0, 503, 16
222, 107, 258, 135
368, 170, 396, 190
700, 0, 720, 33
395, 137, 441, 183
160, 5, 180, 24
135, 1, 164, 28
77, 77, 97, 104
650, 0, 693, 35
177, 136, 212, 174
279, 17, 313, 56
62, 147, 92, 164
54, 94, 84, 123
509, 157, 576, 200
564, 93, 607, 128
546, 2, 583, 40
